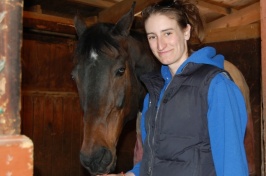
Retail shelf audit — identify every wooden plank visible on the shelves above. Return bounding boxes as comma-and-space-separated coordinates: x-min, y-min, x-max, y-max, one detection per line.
22, 90, 78, 97
206, 2, 260, 30
50, 43, 63, 90
23, 11, 97, 35
42, 96, 54, 176
22, 40, 46, 90
39, 42, 51, 89
21, 96, 34, 139
62, 97, 74, 175
206, 0, 256, 6
203, 22, 260, 43
261, 0, 266, 174
21, 40, 33, 91
190, 0, 237, 15
98, 0, 161, 23
70, 97, 84, 175
70, 0, 115, 8
22, 38, 77, 92
32, 96, 45, 175
24, 11, 74, 25
51, 97, 64, 175
52, 42, 76, 92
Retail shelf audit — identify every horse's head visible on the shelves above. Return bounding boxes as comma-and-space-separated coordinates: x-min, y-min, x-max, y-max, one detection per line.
72, 3, 158, 175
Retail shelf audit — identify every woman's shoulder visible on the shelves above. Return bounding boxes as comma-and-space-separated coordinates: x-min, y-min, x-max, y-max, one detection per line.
211, 71, 238, 88
208, 72, 244, 100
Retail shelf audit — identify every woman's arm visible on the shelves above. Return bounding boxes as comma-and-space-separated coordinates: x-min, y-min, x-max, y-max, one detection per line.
208, 73, 249, 176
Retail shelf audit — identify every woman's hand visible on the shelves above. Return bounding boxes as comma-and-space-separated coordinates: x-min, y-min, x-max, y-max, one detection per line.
97, 172, 134, 176
96, 173, 122, 176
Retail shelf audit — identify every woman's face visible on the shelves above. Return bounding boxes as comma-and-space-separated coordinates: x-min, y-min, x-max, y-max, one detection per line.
145, 13, 191, 75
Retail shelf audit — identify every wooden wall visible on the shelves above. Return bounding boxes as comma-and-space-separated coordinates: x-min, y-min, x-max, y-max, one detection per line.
21, 33, 88, 176
21, 93, 85, 175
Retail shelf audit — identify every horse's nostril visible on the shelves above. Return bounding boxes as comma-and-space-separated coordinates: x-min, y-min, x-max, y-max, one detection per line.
99, 148, 112, 164
80, 147, 114, 174
80, 153, 91, 167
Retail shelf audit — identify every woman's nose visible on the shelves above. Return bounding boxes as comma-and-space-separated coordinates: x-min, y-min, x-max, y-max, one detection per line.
157, 37, 166, 50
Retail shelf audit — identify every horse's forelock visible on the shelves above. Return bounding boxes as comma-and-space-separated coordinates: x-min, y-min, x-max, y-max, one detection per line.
75, 23, 122, 63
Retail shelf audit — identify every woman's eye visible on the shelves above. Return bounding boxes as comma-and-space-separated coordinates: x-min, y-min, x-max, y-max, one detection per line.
147, 35, 156, 40
116, 67, 125, 77
165, 32, 172, 36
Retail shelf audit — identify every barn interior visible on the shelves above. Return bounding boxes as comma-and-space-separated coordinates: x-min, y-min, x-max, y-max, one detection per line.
0, 0, 263, 176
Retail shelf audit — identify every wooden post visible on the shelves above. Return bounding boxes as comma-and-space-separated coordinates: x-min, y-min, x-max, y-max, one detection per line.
0, 1, 33, 175
0, 0, 23, 134
261, 0, 266, 175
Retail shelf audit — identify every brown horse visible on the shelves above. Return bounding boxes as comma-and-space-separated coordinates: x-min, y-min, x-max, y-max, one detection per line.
73, 4, 159, 175
72, 3, 255, 175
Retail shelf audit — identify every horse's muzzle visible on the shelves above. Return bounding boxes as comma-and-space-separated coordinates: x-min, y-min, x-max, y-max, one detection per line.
80, 147, 116, 175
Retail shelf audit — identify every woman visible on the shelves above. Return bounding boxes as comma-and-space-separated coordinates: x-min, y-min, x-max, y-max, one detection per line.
104, 0, 248, 175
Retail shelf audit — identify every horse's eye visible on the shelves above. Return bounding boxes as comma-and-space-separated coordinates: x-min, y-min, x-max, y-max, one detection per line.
116, 67, 125, 76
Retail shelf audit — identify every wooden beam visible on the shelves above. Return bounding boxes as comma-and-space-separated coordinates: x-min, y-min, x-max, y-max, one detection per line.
23, 11, 97, 35
0, 0, 23, 134
98, 0, 161, 23
70, 0, 115, 8
190, 0, 237, 16
206, 2, 260, 30
261, 0, 266, 173
203, 22, 260, 43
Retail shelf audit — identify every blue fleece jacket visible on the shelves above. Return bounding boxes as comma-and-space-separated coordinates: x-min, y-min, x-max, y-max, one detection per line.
129, 46, 248, 176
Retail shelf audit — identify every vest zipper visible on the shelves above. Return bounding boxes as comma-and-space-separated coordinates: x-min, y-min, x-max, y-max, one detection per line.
148, 79, 172, 176
149, 106, 159, 175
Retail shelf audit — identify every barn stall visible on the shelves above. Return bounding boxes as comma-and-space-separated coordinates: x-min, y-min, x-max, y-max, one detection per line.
0, 0, 264, 175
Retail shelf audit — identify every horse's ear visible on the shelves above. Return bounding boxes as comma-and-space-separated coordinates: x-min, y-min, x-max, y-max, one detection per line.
112, 1, 136, 36
74, 14, 87, 37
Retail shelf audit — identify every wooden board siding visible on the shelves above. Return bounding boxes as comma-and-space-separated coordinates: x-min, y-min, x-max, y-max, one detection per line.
21, 34, 76, 92
21, 93, 87, 176
21, 34, 90, 176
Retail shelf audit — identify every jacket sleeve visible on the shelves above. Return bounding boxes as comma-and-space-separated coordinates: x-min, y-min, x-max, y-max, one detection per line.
128, 94, 149, 176
208, 73, 249, 176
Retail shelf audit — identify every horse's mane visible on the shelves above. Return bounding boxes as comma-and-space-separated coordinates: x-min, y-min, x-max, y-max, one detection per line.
129, 29, 161, 76
130, 29, 152, 51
